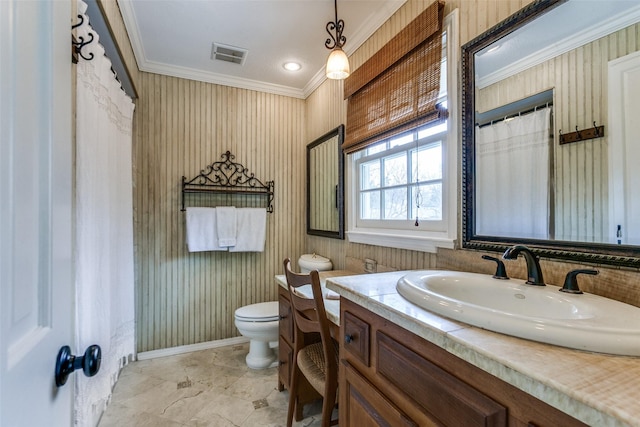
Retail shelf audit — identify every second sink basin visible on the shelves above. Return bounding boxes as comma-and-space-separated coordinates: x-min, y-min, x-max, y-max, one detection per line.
396, 270, 640, 356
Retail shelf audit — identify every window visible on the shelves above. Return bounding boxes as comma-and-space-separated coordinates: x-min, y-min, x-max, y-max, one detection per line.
356, 122, 447, 226
347, 12, 458, 252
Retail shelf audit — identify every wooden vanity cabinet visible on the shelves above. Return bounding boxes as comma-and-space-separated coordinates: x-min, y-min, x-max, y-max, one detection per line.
339, 299, 588, 427
277, 286, 321, 420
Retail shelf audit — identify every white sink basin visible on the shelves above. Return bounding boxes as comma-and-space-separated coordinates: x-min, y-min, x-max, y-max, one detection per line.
396, 270, 640, 356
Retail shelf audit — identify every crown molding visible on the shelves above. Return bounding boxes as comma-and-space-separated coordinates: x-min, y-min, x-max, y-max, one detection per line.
139, 60, 307, 99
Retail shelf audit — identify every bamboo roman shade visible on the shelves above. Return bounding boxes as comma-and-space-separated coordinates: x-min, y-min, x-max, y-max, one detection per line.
343, 1, 445, 154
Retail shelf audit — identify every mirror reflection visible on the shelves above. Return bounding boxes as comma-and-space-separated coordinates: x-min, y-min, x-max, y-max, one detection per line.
462, 0, 640, 265
307, 125, 345, 239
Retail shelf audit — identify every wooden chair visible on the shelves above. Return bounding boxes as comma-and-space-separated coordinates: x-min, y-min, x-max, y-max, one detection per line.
283, 258, 339, 427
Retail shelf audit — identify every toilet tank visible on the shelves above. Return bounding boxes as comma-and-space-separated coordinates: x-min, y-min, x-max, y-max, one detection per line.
298, 253, 333, 273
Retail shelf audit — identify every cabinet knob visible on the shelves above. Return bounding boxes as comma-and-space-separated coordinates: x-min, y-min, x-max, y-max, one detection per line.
279, 315, 287, 320
345, 334, 354, 343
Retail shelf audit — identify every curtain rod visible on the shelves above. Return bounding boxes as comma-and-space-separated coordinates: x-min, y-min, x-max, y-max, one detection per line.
477, 102, 553, 128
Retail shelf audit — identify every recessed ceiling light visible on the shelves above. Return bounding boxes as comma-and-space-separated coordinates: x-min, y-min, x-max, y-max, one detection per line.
283, 62, 301, 72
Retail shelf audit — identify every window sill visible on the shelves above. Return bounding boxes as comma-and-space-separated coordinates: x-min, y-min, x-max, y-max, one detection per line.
346, 228, 456, 253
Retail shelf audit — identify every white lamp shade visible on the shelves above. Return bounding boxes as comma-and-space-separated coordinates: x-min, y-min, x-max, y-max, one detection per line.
326, 48, 350, 80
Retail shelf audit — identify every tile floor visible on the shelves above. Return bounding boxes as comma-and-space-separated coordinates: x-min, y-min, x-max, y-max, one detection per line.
98, 343, 328, 427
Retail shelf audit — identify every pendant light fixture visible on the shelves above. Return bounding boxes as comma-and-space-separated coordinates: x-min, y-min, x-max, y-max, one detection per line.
325, 0, 350, 80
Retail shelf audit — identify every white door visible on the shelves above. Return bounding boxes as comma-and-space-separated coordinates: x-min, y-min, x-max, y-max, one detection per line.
609, 50, 640, 245
1, 1, 74, 426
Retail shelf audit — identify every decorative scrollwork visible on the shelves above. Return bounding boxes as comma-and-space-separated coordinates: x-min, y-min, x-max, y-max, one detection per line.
181, 151, 274, 212
325, 19, 346, 50
325, 0, 346, 50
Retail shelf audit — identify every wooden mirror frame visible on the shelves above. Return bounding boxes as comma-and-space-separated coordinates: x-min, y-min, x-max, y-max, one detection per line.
461, 0, 640, 267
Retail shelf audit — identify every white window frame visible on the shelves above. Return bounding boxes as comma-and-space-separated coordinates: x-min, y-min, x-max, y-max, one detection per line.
346, 10, 459, 253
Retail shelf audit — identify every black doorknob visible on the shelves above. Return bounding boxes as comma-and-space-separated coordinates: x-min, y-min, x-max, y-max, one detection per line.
54, 344, 101, 387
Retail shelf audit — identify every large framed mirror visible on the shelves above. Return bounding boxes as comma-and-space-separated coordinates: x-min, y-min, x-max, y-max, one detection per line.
462, 0, 640, 267
307, 125, 345, 239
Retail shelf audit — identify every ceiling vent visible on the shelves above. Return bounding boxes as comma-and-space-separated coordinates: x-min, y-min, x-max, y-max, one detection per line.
211, 43, 248, 65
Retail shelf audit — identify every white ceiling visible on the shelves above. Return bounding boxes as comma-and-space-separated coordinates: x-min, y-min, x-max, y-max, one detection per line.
119, 0, 406, 99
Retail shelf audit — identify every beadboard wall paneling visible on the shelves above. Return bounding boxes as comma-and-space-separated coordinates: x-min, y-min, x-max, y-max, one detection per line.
305, 0, 630, 296
134, 73, 306, 352
477, 23, 639, 243
122, 0, 640, 353
304, 0, 535, 273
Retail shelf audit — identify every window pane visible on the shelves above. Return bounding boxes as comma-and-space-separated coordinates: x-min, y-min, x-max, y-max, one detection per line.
417, 122, 447, 139
361, 191, 380, 219
412, 183, 442, 220
412, 143, 442, 182
366, 142, 387, 155
383, 152, 407, 187
389, 133, 413, 148
384, 188, 407, 219
361, 160, 380, 190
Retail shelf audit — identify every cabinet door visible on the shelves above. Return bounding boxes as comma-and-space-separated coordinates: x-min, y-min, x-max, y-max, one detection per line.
279, 291, 294, 344
342, 361, 422, 427
278, 337, 292, 391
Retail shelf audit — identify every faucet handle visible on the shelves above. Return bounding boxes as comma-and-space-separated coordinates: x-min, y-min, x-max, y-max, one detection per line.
560, 269, 599, 294
481, 255, 509, 280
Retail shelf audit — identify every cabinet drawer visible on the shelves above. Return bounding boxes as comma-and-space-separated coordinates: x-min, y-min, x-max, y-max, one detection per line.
376, 331, 507, 427
343, 310, 370, 366
342, 361, 419, 427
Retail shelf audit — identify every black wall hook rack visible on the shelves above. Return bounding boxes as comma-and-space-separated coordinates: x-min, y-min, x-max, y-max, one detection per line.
72, 14, 96, 63
181, 151, 275, 212
559, 121, 605, 145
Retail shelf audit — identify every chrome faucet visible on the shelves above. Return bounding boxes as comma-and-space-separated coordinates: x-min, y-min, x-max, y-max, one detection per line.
502, 245, 545, 286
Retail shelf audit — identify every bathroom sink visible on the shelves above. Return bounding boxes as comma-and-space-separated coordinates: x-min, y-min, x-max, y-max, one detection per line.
396, 270, 640, 356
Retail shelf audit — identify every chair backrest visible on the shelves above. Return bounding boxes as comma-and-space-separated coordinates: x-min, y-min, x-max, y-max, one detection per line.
282, 258, 333, 352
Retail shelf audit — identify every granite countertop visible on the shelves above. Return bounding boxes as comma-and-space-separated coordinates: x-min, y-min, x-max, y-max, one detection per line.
323, 271, 640, 427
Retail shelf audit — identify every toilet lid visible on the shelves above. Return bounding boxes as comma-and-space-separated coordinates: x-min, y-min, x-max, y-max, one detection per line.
299, 253, 332, 271
235, 301, 279, 322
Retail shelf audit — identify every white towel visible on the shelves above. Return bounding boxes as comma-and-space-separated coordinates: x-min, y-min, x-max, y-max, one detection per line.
229, 208, 267, 252
216, 206, 237, 247
186, 207, 227, 252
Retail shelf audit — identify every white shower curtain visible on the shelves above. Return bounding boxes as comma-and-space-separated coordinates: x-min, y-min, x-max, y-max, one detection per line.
74, 2, 135, 425
475, 107, 552, 239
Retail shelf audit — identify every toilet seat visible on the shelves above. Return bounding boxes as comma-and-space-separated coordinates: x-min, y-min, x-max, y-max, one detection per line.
235, 301, 279, 322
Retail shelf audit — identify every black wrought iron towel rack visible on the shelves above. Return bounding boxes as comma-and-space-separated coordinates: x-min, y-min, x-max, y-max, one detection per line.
181, 151, 274, 213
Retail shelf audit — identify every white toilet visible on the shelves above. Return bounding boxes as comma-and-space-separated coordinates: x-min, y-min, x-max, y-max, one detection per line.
234, 301, 280, 369
234, 254, 333, 369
